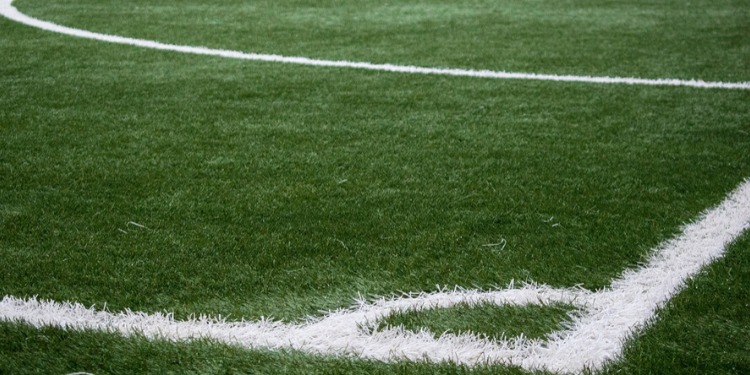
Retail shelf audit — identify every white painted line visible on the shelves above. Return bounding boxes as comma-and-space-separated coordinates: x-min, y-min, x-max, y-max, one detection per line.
3, 0, 750, 372
1, 0, 749, 90
2, 179, 749, 373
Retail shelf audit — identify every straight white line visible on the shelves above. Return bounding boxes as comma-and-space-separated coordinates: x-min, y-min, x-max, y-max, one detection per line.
1, 0, 749, 90
2, 179, 749, 374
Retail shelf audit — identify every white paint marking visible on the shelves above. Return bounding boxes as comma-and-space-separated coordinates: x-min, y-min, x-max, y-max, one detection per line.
3, 179, 749, 373
1, 0, 749, 90
3, 0, 750, 372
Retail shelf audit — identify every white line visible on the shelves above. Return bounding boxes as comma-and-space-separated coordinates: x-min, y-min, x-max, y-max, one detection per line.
1, 0, 749, 90
3, 1, 750, 372
3, 179, 749, 374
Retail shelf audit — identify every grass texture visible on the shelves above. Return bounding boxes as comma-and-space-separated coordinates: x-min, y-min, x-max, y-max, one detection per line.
377, 303, 576, 341
23, 0, 750, 81
1, 0, 749, 373
1, 233, 748, 375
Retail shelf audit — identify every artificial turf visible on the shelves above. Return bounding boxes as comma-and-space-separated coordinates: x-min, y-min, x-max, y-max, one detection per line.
1, 233, 748, 374
1, 0, 749, 373
376, 303, 576, 341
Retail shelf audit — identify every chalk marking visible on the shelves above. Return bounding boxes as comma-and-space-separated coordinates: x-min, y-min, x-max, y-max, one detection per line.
1, 0, 749, 90
3, 179, 748, 373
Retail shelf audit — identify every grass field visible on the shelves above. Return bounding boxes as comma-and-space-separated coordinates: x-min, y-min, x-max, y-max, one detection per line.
1, 0, 749, 373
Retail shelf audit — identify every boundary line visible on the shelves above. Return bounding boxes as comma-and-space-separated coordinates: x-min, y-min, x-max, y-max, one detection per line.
2, 0, 750, 372
3, 179, 749, 373
1, 0, 749, 90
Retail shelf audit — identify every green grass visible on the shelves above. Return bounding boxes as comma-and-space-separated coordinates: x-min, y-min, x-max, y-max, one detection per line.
1, 0, 749, 373
1, 233, 748, 375
599, 232, 750, 375
0, 324, 536, 375
376, 303, 576, 341
22, 0, 750, 81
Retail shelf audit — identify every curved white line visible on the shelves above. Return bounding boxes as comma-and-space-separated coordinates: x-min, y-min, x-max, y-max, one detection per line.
1, 0, 749, 90
3, 179, 749, 373
3, 0, 750, 372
